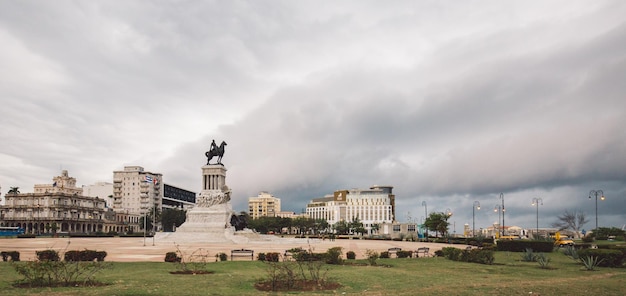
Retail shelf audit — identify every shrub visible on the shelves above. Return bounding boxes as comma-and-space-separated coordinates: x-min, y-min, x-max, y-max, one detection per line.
434, 250, 444, 257
218, 252, 228, 261
165, 252, 181, 262
64, 250, 107, 262
521, 248, 537, 262
496, 240, 553, 252
365, 249, 379, 266
36, 250, 60, 261
1, 251, 20, 261
536, 253, 551, 269
379, 251, 390, 259
346, 251, 356, 260
265, 252, 280, 262
578, 249, 624, 268
580, 256, 604, 271
325, 247, 343, 265
257, 253, 266, 261
442, 247, 494, 265
396, 250, 413, 258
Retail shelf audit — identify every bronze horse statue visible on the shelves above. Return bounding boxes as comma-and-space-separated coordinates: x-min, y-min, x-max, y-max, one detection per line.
206, 141, 227, 165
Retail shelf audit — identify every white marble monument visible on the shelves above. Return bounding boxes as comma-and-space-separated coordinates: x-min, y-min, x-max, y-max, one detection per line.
158, 164, 239, 242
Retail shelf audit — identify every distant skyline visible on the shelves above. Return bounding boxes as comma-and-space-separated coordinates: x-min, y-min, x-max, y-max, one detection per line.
1, 1, 625, 232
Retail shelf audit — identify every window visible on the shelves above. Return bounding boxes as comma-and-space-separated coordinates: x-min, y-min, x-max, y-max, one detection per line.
393, 225, 401, 232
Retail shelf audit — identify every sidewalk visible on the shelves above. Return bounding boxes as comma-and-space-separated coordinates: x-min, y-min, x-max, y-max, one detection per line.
0, 236, 463, 261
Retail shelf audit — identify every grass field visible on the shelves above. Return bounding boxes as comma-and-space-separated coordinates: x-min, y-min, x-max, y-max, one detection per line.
0, 251, 624, 295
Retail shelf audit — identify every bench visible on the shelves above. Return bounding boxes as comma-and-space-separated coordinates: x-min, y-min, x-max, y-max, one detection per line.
416, 247, 430, 257
230, 249, 254, 261
388, 247, 402, 258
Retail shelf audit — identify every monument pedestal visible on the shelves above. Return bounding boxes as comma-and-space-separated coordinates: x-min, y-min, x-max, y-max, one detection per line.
175, 203, 234, 234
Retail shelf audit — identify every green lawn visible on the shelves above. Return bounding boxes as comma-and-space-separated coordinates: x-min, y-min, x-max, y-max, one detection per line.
0, 251, 625, 295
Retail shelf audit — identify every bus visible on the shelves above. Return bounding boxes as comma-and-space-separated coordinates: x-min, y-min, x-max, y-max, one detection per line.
0, 226, 25, 237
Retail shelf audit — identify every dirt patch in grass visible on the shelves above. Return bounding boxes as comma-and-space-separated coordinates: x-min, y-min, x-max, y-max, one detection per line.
169, 270, 214, 275
254, 280, 341, 292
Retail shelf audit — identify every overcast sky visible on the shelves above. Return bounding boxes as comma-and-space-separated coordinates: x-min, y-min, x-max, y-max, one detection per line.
2, 1, 625, 232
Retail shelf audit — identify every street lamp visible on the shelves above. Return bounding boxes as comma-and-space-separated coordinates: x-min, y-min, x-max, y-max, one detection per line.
494, 205, 502, 238
422, 201, 428, 239
499, 193, 505, 236
446, 208, 453, 217
531, 198, 543, 237
472, 201, 480, 237
589, 190, 605, 230
143, 211, 147, 247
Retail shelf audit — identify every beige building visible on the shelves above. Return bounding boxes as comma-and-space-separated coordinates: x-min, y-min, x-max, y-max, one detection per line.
306, 185, 395, 235
82, 182, 114, 208
248, 192, 281, 219
0, 170, 107, 234
112, 166, 162, 216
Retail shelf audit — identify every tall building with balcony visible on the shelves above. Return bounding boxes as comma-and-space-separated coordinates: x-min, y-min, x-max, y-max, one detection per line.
112, 166, 163, 216
0, 170, 106, 234
248, 192, 281, 219
306, 185, 395, 235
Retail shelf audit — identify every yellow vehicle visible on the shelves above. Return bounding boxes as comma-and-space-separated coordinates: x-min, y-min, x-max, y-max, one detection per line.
553, 232, 575, 247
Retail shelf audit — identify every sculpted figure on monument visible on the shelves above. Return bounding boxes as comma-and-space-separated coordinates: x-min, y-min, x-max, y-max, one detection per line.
205, 140, 227, 165
196, 187, 231, 208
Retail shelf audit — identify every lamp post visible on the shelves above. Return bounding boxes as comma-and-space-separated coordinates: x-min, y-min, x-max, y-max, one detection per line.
499, 193, 505, 236
143, 211, 147, 247
531, 198, 543, 236
473, 201, 480, 237
494, 205, 502, 238
445, 208, 453, 237
588, 190, 605, 230
422, 201, 428, 239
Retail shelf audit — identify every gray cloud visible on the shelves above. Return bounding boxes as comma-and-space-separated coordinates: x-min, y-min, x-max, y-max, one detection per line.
1, 1, 625, 231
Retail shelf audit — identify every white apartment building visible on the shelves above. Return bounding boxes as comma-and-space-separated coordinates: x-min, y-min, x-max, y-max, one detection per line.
112, 166, 163, 216
248, 192, 281, 219
306, 185, 395, 235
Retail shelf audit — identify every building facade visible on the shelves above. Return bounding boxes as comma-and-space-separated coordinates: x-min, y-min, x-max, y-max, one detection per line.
0, 170, 107, 234
82, 182, 114, 208
306, 185, 395, 235
248, 192, 281, 219
112, 166, 163, 215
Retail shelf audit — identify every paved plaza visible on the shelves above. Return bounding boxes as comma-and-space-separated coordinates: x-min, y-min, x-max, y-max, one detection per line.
0, 236, 462, 261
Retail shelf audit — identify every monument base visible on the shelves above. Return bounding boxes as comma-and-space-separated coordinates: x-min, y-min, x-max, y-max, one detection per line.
158, 202, 236, 243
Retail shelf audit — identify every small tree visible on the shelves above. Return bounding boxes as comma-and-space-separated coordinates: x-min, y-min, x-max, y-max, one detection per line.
551, 210, 588, 238
424, 212, 451, 237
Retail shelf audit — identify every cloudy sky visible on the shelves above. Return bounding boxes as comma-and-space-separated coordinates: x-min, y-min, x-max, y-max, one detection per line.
2, 1, 625, 232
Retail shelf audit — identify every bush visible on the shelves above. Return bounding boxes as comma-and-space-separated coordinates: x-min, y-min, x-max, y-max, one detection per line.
325, 247, 343, 265
346, 251, 356, 260
1, 251, 20, 261
217, 252, 228, 261
396, 250, 413, 258
36, 250, 60, 261
64, 250, 107, 262
496, 240, 553, 252
379, 251, 390, 259
165, 252, 181, 262
434, 250, 444, 257
365, 249, 379, 266
441, 247, 494, 265
257, 253, 266, 261
265, 252, 280, 262
578, 249, 624, 268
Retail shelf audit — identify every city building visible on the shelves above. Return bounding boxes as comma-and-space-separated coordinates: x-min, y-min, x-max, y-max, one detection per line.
0, 170, 107, 234
248, 192, 281, 219
82, 182, 114, 208
163, 184, 196, 210
112, 166, 162, 216
306, 185, 395, 235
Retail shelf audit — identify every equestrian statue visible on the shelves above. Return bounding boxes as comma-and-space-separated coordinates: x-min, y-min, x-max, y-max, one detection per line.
206, 140, 227, 165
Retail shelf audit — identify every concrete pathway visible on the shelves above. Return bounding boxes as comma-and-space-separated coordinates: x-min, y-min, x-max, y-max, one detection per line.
0, 236, 467, 262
